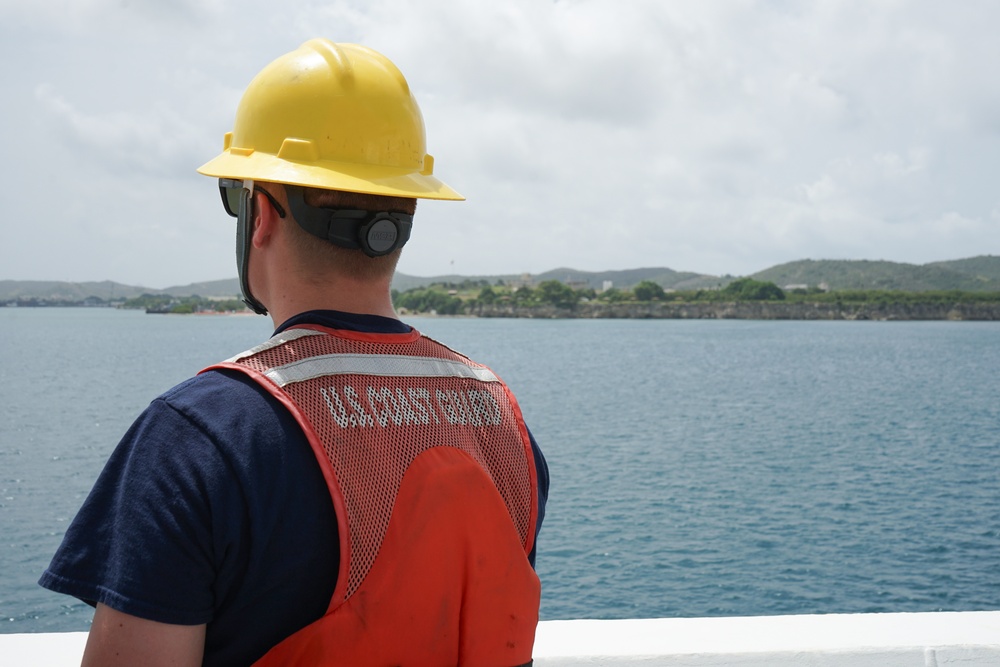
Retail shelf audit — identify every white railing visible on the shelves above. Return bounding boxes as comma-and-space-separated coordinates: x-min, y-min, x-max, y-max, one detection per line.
533, 611, 1000, 666
2, 611, 999, 666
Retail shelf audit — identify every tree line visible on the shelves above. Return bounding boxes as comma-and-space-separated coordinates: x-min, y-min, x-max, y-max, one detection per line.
392, 278, 1000, 315
13, 279, 996, 315
121, 294, 247, 314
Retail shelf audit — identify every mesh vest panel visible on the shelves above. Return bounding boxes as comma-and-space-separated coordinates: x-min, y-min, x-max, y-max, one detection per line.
220, 326, 536, 604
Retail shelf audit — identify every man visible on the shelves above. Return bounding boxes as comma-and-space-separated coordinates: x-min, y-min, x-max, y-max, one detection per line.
40, 39, 548, 666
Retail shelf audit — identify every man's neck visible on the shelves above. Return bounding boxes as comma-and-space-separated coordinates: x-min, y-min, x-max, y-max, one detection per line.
265, 275, 398, 329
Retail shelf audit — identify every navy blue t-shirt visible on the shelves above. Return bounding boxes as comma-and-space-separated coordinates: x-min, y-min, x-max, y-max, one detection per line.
39, 310, 548, 666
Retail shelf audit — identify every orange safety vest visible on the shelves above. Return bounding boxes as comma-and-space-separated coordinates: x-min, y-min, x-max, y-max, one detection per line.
208, 325, 541, 666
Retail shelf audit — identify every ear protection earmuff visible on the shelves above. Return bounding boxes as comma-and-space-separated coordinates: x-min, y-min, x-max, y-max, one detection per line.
284, 185, 412, 257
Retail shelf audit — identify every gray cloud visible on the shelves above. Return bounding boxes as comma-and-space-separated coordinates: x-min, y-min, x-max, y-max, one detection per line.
35, 84, 206, 177
1, 0, 997, 287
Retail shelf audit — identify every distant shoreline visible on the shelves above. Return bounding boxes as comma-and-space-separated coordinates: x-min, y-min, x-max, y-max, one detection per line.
466, 301, 1000, 321
4, 301, 1000, 321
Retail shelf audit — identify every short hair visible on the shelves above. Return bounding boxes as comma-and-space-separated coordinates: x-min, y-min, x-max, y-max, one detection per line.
279, 185, 417, 282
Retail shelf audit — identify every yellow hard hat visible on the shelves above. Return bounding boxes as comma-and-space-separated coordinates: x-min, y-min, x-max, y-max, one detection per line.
197, 39, 463, 201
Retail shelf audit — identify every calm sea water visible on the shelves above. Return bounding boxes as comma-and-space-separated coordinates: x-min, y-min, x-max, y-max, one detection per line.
1, 308, 998, 633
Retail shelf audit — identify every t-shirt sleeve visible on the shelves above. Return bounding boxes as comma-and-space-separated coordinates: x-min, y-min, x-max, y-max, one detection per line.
526, 426, 549, 568
38, 392, 239, 625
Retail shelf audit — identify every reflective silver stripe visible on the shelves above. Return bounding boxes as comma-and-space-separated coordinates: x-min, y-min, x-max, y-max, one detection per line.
224, 328, 325, 363
263, 353, 499, 388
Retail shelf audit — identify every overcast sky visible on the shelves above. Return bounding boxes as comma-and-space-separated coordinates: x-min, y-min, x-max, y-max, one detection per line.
2, 0, 997, 288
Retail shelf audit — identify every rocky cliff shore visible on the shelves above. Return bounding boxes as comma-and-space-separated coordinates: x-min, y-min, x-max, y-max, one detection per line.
469, 301, 1000, 320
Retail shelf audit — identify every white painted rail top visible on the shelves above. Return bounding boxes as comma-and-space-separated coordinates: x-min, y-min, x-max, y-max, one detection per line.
533, 611, 1000, 665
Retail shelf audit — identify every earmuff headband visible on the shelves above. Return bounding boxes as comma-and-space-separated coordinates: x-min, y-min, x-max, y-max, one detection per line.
284, 185, 413, 257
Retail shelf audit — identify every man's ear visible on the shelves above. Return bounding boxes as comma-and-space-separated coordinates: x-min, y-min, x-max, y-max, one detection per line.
251, 191, 279, 249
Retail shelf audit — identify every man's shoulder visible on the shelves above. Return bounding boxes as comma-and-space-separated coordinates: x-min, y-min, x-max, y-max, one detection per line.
152, 367, 289, 441
160, 366, 266, 408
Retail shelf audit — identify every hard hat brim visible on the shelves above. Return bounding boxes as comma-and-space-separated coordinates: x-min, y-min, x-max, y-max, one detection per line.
197, 151, 464, 201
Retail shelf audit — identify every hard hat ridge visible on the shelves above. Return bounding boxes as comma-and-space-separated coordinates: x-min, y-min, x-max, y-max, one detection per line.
307, 39, 358, 87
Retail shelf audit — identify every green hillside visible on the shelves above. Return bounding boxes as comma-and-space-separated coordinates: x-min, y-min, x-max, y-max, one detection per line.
532, 267, 723, 290
390, 266, 722, 292
4, 256, 999, 303
390, 273, 492, 292
925, 255, 1000, 282
0, 280, 150, 301
161, 278, 241, 298
752, 257, 1000, 292
395, 257, 1000, 294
